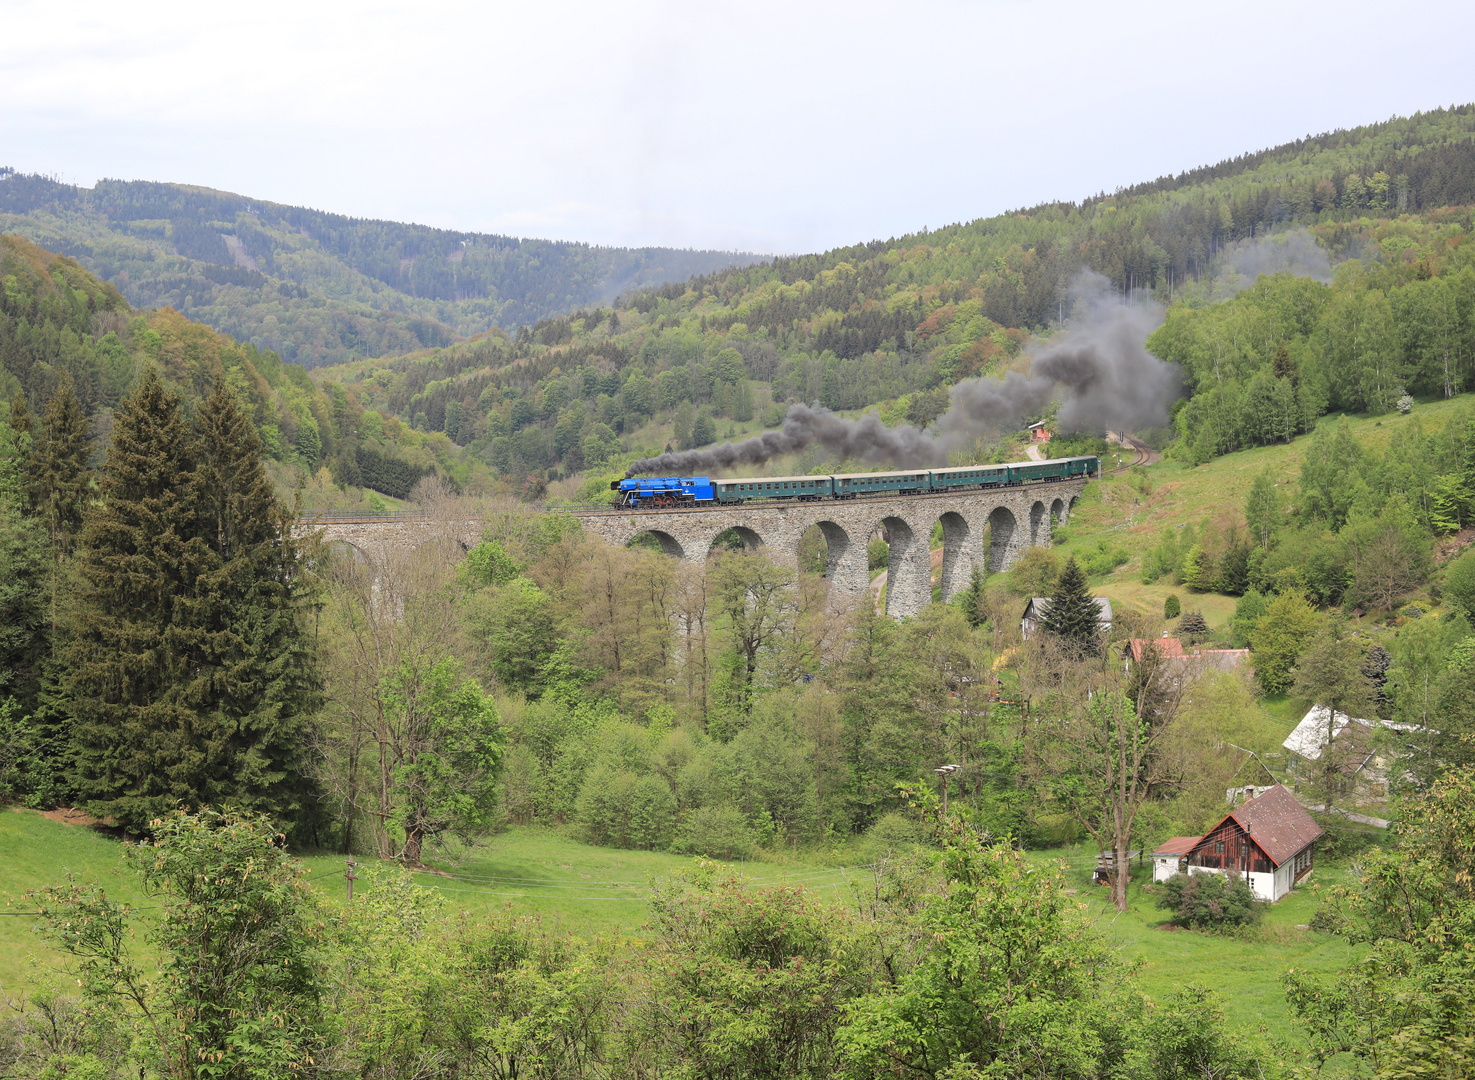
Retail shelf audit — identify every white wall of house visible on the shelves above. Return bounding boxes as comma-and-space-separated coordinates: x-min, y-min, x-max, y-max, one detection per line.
1186, 864, 1293, 902
1153, 855, 1181, 883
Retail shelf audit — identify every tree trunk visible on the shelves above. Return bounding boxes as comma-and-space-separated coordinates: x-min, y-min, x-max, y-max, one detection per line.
1112, 836, 1130, 911
402, 828, 423, 866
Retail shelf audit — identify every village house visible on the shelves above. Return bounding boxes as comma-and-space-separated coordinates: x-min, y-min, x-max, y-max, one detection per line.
1125, 637, 1251, 687
1150, 783, 1322, 902
1282, 705, 1417, 799
1020, 597, 1112, 640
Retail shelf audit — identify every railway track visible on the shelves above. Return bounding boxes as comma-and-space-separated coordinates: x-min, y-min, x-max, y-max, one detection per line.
1109, 433, 1159, 473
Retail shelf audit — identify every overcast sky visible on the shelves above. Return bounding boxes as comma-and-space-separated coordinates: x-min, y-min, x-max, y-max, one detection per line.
4, 0, 1474, 255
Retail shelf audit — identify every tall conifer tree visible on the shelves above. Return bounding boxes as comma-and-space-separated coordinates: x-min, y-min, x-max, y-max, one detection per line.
70, 370, 319, 831
191, 379, 319, 826
1038, 556, 1101, 656
30, 375, 92, 556
24, 376, 95, 803
70, 368, 212, 830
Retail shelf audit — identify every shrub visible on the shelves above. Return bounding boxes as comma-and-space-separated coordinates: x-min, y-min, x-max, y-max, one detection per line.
1084, 540, 1130, 577
670, 804, 754, 860
1155, 871, 1261, 931
576, 767, 676, 850
1164, 594, 1181, 620
867, 538, 889, 570
1442, 550, 1475, 621
865, 811, 925, 853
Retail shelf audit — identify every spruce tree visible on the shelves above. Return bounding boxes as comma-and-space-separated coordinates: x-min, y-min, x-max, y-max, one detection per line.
1038, 556, 1100, 655
958, 565, 987, 628
1178, 610, 1209, 642
30, 375, 92, 556
8, 393, 32, 440
69, 367, 212, 831
190, 379, 319, 827
70, 371, 320, 833
24, 377, 94, 805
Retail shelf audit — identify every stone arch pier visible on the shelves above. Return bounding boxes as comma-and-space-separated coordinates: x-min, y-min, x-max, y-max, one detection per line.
301, 481, 1086, 620
575, 481, 1087, 619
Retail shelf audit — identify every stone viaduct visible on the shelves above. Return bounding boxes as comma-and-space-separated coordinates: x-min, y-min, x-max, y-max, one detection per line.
303, 480, 1086, 619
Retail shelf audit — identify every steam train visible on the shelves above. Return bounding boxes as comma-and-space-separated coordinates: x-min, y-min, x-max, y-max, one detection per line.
610, 455, 1099, 509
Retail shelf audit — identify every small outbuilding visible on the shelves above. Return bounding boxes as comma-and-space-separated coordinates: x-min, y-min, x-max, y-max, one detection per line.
1149, 836, 1200, 884
1151, 784, 1323, 902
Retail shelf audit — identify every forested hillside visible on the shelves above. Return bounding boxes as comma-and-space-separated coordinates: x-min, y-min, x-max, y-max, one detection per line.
0, 172, 762, 367
0, 233, 457, 511
305, 106, 1475, 496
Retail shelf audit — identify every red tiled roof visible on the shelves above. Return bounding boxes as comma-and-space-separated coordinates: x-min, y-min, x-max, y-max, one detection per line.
1129, 638, 1186, 661
1224, 784, 1323, 866
1152, 836, 1200, 856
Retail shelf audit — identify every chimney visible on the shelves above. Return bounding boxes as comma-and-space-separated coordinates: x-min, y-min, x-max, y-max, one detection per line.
1161, 629, 1168, 638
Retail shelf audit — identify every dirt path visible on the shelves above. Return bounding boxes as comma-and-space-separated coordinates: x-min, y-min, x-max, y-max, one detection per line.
1025, 444, 1045, 461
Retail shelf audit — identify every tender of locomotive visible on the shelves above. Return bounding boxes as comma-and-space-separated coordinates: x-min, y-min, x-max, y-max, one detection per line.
611, 455, 1098, 509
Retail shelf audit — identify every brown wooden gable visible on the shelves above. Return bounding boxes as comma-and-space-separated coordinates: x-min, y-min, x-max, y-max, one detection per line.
1185, 816, 1277, 876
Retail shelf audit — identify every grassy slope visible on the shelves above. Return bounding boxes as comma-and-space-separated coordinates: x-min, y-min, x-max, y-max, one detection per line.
0, 812, 854, 987
1, 810, 1363, 1042
1055, 394, 1473, 632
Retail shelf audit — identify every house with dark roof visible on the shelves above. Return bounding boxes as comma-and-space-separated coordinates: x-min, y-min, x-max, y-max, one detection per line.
1149, 784, 1323, 902
1021, 597, 1112, 640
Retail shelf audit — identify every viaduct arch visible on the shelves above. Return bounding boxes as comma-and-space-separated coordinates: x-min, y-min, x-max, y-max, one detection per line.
302, 481, 1087, 620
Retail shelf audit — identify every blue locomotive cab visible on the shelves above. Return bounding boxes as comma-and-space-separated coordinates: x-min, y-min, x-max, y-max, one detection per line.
612, 476, 715, 508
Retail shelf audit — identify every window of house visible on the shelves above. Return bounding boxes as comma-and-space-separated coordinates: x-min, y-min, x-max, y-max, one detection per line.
1214, 841, 1225, 854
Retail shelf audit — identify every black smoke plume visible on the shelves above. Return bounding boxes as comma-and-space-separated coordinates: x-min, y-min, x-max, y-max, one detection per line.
626, 271, 1181, 477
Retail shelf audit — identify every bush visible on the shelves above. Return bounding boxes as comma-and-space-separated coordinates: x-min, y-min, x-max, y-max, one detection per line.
670, 804, 755, 860
1084, 540, 1130, 577
1164, 594, 1181, 620
1442, 550, 1475, 621
576, 767, 676, 850
865, 811, 926, 853
867, 537, 889, 570
1155, 871, 1261, 931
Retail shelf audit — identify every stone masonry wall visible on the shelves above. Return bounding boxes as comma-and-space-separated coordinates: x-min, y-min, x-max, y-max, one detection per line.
303, 480, 1087, 620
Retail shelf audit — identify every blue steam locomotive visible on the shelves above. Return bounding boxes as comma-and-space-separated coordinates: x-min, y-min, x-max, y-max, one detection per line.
610, 455, 1099, 509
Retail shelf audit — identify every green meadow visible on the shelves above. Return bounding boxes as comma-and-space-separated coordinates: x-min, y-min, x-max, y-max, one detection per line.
2, 809, 1366, 1043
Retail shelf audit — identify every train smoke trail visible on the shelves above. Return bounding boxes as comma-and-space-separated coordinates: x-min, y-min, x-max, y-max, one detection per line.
626, 271, 1181, 476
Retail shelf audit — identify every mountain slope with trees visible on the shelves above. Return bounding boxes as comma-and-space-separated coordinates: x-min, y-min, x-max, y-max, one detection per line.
304, 105, 1475, 495
0, 172, 763, 367
0, 232, 450, 512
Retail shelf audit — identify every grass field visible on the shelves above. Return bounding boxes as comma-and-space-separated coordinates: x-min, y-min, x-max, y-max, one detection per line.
1, 808, 1370, 1044
1044, 848, 1362, 1039
0, 811, 859, 987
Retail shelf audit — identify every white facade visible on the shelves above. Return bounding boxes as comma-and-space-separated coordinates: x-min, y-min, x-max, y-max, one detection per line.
1182, 861, 1296, 902
1152, 854, 1182, 884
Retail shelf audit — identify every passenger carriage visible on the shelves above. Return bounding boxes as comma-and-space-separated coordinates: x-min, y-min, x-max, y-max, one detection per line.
831, 471, 930, 499
714, 475, 834, 503
928, 465, 1011, 490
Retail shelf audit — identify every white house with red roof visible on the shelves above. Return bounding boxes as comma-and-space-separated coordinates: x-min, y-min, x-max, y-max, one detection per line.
1149, 784, 1323, 902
